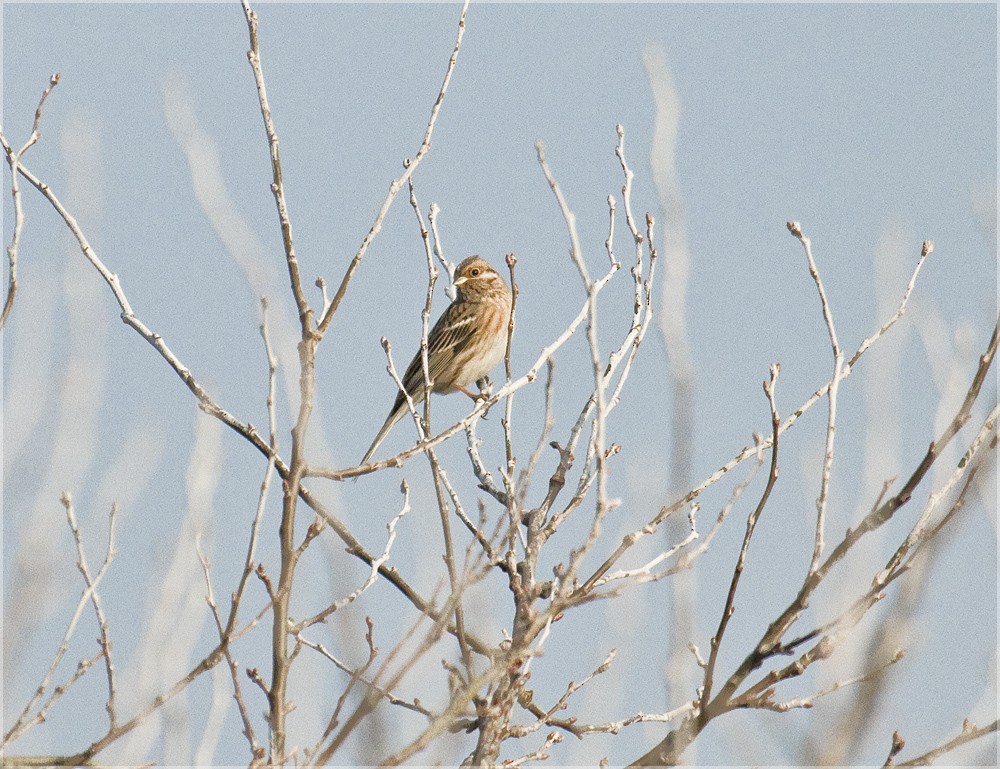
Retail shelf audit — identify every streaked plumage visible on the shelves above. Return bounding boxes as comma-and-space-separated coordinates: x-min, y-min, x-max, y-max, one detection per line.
360, 256, 512, 465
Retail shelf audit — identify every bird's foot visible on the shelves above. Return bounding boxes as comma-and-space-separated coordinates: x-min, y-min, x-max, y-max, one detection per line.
476, 376, 494, 400
477, 378, 497, 418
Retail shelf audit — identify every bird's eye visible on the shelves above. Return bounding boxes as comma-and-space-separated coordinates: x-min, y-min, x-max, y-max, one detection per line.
471, 268, 481, 277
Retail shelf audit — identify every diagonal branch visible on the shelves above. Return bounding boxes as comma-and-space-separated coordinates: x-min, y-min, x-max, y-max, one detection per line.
316, 0, 470, 337
896, 718, 998, 767
629, 318, 997, 768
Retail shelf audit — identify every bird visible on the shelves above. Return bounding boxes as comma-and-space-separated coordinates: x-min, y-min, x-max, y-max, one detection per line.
360, 255, 513, 466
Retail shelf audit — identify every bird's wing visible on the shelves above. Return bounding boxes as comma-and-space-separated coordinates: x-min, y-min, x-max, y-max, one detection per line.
399, 300, 476, 394
366, 301, 476, 465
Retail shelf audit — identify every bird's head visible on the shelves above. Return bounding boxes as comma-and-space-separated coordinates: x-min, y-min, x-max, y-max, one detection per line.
452, 256, 508, 302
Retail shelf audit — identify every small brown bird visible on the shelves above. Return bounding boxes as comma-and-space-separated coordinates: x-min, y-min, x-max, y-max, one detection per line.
360, 255, 512, 465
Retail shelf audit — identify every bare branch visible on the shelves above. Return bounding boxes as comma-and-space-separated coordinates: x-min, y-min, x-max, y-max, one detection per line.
316, 0, 470, 336
700, 364, 781, 722
0, 72, 60, 329
71, 501, 120, 730
3, 494, 118, 748
504, 730, 564, 767
741, 648, 904, 713
293, 480, 410, 631
576, 701, 696, 737
607, 240, 938, 593
240, 0, 310, 334
787, 221, 843, 575
851, 239, 933, 368
510, 649, 618, 739
503, 252, 520, 493
896, 718, 998, 767
297, 626, 434, 724
195, 539, 264, 762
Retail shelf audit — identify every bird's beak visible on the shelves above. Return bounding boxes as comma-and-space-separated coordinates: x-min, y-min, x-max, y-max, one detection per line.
453, 276, 469, 286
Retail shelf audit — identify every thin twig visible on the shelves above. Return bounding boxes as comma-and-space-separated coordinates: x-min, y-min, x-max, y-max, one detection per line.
298, 627, 435, 724
224, 296, 279, 644
240, 0, 310, 333
465, 419, 510, 505
3, 494, 118, 748
744, 648, 905, 713
310, 618, 381, 755
509, 649, 617, 738
316, 0, 470, 336
581, 240, 936, 595
409, 174, 439, 436
71, 501, 120, 730
515, 357, 556, 508
536, 140, 590, 286
700, 364, 781, 723
574, 701, 696, 737
896, 718, 998, 766
503, 731, 564, 767
503, 252, 520, 495
293, 481, 410, 631
788, 222, 842, 575
850, 240, 933, 368
195, 540, 265, 762
1, 72, 60, 329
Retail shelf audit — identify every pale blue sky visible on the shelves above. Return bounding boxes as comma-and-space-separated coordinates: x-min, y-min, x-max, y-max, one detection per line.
3, 3, 996, 765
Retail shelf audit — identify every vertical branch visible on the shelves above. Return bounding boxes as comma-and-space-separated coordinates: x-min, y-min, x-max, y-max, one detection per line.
1, 72, 60, 329
225, 297, 279, 641
196, 544, 264, 765
606, 128, 654, 412
219, 297, 278, 762
430, 461, 476, 681
536, 141, 589, 285
641, 48, 695, 494
641, 47, 699, 725
501, 253, 525, 649
407, 178, 476, 680
515, 357, 556, 507
408, 176, 438, 432
75, 502, 120, 731
787, 222, 843, 574
503, 253, 520, 489
700, 364, 781, 720
240, 0, 311, 333
240, 2, 316, 761
583, 250, 611, 547
270, 365, 312, 765
536, 138, 628, 589
428, 203, 456, 296
68, 497, 120, 733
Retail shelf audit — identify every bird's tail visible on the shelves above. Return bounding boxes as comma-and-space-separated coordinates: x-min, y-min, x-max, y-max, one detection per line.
360, 405, 405, 466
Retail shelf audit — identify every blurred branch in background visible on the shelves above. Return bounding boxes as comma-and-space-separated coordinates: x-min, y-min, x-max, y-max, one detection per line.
642, 45, 699, 748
